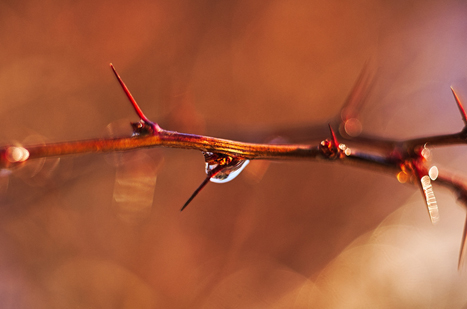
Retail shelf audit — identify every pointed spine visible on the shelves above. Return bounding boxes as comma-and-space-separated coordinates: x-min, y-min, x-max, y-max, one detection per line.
180, 165, 223, 211
110, 63, 161, 133
451, 87, 467, 127
459, 214, 467, 269
329, 124, 339, 149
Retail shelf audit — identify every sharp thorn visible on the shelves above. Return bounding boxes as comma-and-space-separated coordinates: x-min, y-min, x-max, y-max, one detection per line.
451, 87, 467, 127
110, 63, 161, 132
180, 165, 224, 211
181, 174, 211, 211
328, 124, 339, 148
459, 214, 467, 269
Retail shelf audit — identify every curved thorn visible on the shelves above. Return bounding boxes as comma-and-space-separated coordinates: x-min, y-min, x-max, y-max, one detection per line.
451, 87, 467, 127
110, 63, 161, 132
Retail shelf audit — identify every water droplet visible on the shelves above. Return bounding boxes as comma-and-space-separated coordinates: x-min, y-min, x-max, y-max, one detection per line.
207, 160, 249, 184
204, 152, 249, 183
181, 152, 250, 211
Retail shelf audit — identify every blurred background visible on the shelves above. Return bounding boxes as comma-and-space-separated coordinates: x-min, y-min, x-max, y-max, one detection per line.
1, 0, 467, 307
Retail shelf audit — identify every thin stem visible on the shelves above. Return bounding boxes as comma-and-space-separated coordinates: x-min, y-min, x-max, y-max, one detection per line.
3, 63, 467, 268
1, 130, 321, 165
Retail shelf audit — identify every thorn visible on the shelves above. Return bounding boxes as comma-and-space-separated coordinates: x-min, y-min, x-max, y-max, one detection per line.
451, 87, 467, 127
328, 124, 339, 148
180, 165, 223, 211
110, 63, 161, 133
459, 214, 467, 269
180, 174, 211, 211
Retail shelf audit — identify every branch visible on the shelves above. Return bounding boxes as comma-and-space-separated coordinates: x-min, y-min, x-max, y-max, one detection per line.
2, 64, 467, 267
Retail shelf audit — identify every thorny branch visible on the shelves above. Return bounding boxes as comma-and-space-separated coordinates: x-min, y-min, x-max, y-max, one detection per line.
1, 64, 467, 267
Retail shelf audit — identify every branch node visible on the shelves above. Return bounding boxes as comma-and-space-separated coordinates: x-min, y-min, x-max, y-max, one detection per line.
319, 125, 344, 159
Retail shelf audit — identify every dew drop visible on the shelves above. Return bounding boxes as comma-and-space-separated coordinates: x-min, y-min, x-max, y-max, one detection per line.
204, 152, 249, 184
207, 160, 249, 183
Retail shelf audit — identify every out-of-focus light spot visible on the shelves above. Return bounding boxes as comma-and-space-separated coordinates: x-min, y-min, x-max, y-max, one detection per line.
344, 118, 362, 137
421, 147, 431, 161
421, 175, 439, 224
429, 166, 438, 181
397, 171, 410, 183
6, 146, 29, 163
337, 143, 352, 156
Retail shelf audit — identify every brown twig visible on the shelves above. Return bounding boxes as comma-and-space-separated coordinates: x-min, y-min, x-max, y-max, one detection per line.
2, 64, 467, 267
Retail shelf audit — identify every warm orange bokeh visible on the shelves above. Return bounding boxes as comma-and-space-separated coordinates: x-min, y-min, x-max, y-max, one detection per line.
1, 1, 467, 307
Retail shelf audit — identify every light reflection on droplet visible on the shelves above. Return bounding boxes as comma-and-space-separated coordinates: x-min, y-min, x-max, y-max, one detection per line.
428, 166, 438, 181
206, 159, 250, 184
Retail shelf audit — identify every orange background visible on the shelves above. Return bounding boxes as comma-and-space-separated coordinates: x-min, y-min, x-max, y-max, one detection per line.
1, 1, 467, 307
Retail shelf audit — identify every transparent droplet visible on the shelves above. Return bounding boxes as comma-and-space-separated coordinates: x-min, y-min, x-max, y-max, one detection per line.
204, 153, 249, 184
